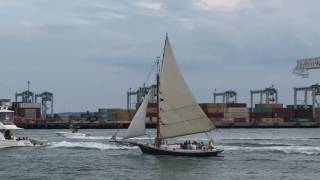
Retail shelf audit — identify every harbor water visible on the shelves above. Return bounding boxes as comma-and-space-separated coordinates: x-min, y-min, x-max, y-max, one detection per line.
0, 129, 319, 180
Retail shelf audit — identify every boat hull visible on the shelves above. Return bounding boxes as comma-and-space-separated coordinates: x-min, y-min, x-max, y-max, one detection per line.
136, 143, 223, 157
0, 140, 34, 148
56, 132, 89, 139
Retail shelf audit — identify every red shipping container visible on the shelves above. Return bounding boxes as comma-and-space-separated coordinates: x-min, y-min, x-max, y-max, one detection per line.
207, 112, 224, 118
287, 105, 312, 109
146, 112, 157, 117
272, 108, 294, 118
250, 112, 273, 118
294, 109, 313, 118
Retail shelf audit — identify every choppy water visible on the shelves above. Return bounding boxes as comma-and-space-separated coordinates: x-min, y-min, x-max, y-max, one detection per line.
0, 129, 319, 180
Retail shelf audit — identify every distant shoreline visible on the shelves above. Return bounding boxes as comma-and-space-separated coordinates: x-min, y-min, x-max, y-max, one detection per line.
18, 123, 320, 129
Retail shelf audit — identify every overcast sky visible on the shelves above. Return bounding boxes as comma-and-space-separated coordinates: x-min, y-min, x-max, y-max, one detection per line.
0, 0, 319, 112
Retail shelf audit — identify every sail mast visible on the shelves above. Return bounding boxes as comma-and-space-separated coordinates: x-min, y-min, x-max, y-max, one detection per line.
155, 33, 168, 147
155, 72, 161, 147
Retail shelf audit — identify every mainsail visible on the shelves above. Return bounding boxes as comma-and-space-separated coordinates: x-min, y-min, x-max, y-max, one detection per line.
159, 36, 215, 139
124, 91, 151, 139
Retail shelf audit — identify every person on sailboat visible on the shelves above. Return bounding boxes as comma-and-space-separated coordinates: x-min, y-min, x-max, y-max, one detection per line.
208, 139, 215, 149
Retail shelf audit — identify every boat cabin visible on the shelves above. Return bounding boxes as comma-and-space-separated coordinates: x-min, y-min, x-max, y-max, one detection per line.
0, 106, 19, 140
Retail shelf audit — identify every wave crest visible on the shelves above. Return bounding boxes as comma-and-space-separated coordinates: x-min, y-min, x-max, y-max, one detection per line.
49, 141, 137, 150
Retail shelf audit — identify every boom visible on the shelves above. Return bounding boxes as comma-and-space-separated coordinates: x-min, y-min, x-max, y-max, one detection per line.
293, 57, 320, 78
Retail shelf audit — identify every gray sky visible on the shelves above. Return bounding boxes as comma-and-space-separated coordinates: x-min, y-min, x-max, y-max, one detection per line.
0, 0, 319, 112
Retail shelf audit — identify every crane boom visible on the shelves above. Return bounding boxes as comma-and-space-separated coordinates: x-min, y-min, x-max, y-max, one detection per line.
293, 57, 320, 78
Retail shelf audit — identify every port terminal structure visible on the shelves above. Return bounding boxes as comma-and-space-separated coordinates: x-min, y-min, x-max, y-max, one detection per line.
15, 81, 54, 119
293, 57, 320, 78
15, 81, 34, 103
213, 90, 237, 104
250, 86, 278, 109
294, 84, 320, 118
35, 91, 53, 119
127, 84, 156, 110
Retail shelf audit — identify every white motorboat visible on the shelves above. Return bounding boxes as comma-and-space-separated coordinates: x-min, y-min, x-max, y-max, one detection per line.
56, 126, 90, 139
0, 106, 39, 148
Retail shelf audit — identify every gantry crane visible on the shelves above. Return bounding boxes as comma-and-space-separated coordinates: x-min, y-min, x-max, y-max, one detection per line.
250, 86, 278, 109
127, 84, 156, 110
213, 90, 237, 104
293, 57, 320, 78
35, 91, 54, 119
294, 84, 320, 118
15, 81, 34, 103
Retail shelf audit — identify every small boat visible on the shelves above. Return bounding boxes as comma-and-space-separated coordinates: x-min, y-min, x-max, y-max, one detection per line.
114, 34, 223, 157
56, 125, 90, 139
0, 106, 45, 148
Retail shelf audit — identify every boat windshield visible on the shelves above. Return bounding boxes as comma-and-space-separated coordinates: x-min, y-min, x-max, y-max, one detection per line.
0, 111, 14, 125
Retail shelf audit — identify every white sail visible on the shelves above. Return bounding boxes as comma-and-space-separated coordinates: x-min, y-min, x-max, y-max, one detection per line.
159, 37, 215, 139
124, 91, 150, 139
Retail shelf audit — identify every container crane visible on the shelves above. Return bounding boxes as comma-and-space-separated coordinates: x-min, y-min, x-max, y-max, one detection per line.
250, 86, 278, 109
35, 91, 54, 119
213, 90, 237, 104
293, 57, 320, 78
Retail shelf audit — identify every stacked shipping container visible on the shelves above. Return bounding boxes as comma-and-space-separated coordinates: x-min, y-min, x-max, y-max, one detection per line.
251, 104, 284, 126
200, 103, 249, 126
96, 103, 319, 127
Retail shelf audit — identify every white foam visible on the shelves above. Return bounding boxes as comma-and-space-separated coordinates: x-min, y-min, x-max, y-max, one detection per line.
49, 141, 137, 150
65, 136, 109, 140
221, 145, 320, 155
105, 136, 154, 140
219, 137, 318, 141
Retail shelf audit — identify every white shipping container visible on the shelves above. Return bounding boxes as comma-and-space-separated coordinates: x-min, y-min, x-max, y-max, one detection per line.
225, 108, 249, 113
224, 112, 249, 118
19, 103, 41, 109
224, 117, 249, 123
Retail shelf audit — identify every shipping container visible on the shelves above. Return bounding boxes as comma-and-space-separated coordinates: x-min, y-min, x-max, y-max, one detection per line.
225, 107, 249, 113
224, 112, 249, 118
146, 112, 157, 117
316, 108, 320, 122
209, 118, 224, 122
250, 112, 273, 118
253, 108, 273, 113
207, 113, 224, 118
207, 103, 227, 108
233, 118, 249, 123
287, 105, 313, 109
293, 109, 313, 118
272, 108, 294, 118
207, 107, 225, 113
255, 104, 283, 108
256, 118, 283, 125
226, 103, 246, 108
18, 103, 41, 109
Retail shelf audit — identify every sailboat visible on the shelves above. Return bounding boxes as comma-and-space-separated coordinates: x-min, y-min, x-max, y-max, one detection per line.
116, 35, 223, 157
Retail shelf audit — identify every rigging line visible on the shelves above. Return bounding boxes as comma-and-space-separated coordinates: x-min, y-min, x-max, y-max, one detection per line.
143, 59, 158, 85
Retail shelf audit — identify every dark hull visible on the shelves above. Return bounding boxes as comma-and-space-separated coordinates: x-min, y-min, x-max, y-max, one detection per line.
136, 143, 223, 157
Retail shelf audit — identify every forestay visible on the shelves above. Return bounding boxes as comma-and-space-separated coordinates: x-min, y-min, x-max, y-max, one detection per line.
124, 91, 151, 139
159, 37, 215, 139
